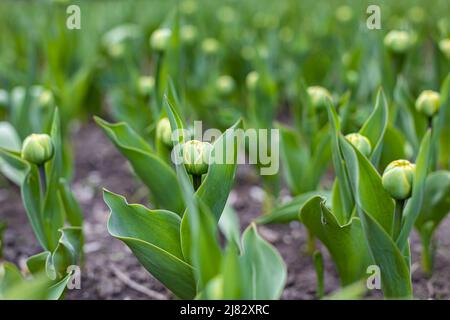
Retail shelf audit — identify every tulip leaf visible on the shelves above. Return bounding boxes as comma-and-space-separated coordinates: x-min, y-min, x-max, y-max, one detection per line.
397, 130, 431, 250
339, 136, 395, 234
358, 209, 413, 298
300, 196, 372, 285
257, 190, 329, 224
0, 122, 24, 185
359, 88, 389, 167
240, 224, 287, 299
103, 190, 196, 299
95, 116, 184, 214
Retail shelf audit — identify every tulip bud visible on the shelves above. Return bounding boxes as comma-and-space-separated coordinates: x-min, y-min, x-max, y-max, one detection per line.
38, 90, 54, 108
21, 134, 54, 165
150, 28, 172, 52
382, 160, 415, 200
336, 5, 353, 23
182, 140, 213, 176
137, 76, 155, 96
384, 30, 415, 54
439, 39, 450, 60
345, 133, 372, 157
415, 90, 440, 117
201, 38, 219, 55
216, 75, 235, 95
307, 86, 332, 109
180, 25, 198, 44
246, 71, 260, 91
156, 118, 172, 148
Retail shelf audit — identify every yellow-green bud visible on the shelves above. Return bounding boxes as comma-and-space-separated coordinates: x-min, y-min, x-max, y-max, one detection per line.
182, 140, 213, 176
216, 75, 235, 95
156, 118, 172, 148
201, 38, 219, 55
439, 39, 450, 60
345, 70, 359, 86
307, 86, 332, 109
345, 133, 372, 157
217, 6, 236, 24
384, 30, 415, 54
246, 71, 260, 91
38, 90, 54, 108
21, 134, 54, 165
137, 76, 155, 96
180, 25, 198, 44
336, 5, 353, 23
408, 6, 425, 24
180, 0, 197, 15
150, 28, 172, 52
382, 160, 415, 200
415, 90, 440, 117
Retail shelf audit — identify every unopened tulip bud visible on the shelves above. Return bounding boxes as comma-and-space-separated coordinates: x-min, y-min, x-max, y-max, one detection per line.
415, 90, 440, 117
439, 39, 450, 60
201, 38, 219, 55
182, 140, 213, 176
382, 160, 415, 200
307, 86, 332, 109
345, 133, 372, 157
384, 30, 414, 54
150, 28, 172, 52
21, 134, 54, 165
137, 76, 155, 96
216, 75, 235, 95
180, 25, 198, 44
156, 118, 172, 148
246, 71, 260, 91
38, 90, 54, 108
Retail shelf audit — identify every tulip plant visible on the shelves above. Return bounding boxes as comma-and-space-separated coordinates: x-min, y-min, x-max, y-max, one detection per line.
0, 109, 83, 299
100, 95, 286, 299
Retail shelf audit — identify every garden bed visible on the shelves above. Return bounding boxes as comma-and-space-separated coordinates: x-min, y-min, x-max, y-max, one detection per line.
2, 122, 449, 300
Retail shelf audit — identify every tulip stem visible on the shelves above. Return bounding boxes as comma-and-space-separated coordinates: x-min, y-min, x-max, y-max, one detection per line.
193, 174, 202, 191
38, 164, 47, 197
393, 199, 405, 240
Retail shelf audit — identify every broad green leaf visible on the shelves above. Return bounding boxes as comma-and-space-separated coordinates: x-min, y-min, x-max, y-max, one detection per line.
358, 209, 412, 298
240, 224, 286, 299
339, 136, 394, 234
415, 171, 450, 229
103, 190, 196, 299
219, 204, 241, 249
397, 130, 431, 250
95, 116, 184, 214
59, 178, 83, 227
278, 124, 309, 195
0, 263, 54, 300
257, 191, 328, 224
0, 147, 28, 186
379, 125, 407, 171
359, 88, 388, 167
300, 196, 372, 285
326, 102, 354, 222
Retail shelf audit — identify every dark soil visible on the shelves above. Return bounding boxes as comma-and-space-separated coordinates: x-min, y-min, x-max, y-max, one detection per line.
1, 122, 449, 300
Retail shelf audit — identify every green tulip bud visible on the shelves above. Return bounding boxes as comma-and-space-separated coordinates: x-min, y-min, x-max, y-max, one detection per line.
150, 28, 172, 52
345, 133, 372, 157
38, 89, 54, 108
382, 160, 415, 200
21, 134, 54, 165
384, 30, 415, 54
180, 25, 198, 44
415, 90, 440, 117
216, 75, 235, 95
137, 76, 155, 96
182, 140, 213, 176
439, 39, 450, 60
201, 38, 219, 55
156, 118, 172, 148
408, 6, 425, 24
246, 71, 260, 91
345, 70, 359, 86
336, 5, 353, 23
307, 86, 332, 109
180, 0, 197, 15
